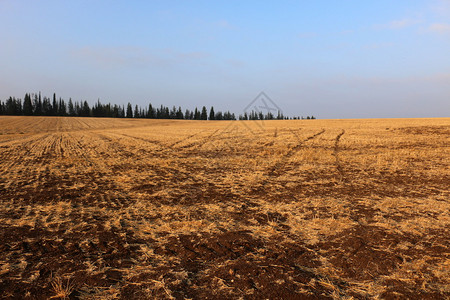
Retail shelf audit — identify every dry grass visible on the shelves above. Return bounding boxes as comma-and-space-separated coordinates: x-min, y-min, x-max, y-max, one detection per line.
0, 116, 449, 299
50, 275, 74, 299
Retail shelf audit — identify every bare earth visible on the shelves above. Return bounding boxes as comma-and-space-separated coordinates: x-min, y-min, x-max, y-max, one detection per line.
0, 116, 449, 299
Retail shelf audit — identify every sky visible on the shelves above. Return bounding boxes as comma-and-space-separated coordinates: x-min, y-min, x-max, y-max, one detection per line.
0, 0, 449, 119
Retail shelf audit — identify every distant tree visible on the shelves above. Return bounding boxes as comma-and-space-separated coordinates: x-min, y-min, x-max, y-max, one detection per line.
58, 98, 67, 116
201, 106, 208, 120
23, 93, 33, 116
38, 93, 43, 115
156, 105, 162, 118
105, 103, 112, 117
74, 101, 81, 116
0, 91, 308, 119
209, 106, 215, 120
176, 106, 184, 119
147, 104, 155, 118
126, 103, 133, 118
5, 97, 14, 115
165, 107, 170, 119
42, 97, 51, 116
194, 107, 201, 120
169, 106, 177, 119
111, 104, 118, 118
185, 109, 191, 120
81, 101, 91, 117
67, 98, 75, 117
52, 93, 58, 116
14, 97, 22, 115
33, 94, 42, 115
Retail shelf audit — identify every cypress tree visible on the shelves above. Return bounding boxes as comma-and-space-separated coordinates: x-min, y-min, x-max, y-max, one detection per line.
126, 103, 133, 118
147, 104, 155, 118
68, 98, 75, 116
176, 106, 184, 119
209, 106, 215, 120
23, 93, 33, 116
52, 93, 58, 116
82, 101, 90, 117
201, 106, 208, 120
194, 107, 200, 120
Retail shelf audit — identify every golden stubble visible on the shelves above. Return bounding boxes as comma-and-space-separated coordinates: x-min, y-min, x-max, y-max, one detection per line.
0, 116, 448, 299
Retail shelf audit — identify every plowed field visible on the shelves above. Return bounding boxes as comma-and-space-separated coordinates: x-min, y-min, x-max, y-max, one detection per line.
0, 116, 449, 299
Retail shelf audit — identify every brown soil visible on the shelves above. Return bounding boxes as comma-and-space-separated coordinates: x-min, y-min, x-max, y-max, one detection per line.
0, 116, 449, 299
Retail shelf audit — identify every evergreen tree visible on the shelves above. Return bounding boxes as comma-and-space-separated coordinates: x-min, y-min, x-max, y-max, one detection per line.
42, 97, 51, 116
52, 93, 58, 116
169, 106, 177, 119
277, 110, 283, 120
201, 106, 208, 120
147, 104, 155, 118
0, 92, 307, 119
156, 105, 162, 118
185, 109, 191, 120
126, 103, 133, 118
209, 106, 215, 120
37, 93, 42, 115
176, 106, 184, 119
68, 98, 75, 116
23, 93, 33, 116
194, 107, 200, 120
164, 107, 169, 118
33, 94, 42, 116
5, 97, 14, 115
75, 101, 81, 116
82, 101, 91, 117
58, 98, 67, 116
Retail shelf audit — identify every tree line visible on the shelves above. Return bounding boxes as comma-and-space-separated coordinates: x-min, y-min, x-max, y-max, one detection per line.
0, 92, 316, 120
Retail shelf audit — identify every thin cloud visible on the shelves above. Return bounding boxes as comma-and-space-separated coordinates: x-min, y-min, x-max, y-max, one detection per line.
428, 22, 450, 33
215, 19, 235, 30
374, 18, 422, 30
71, 46, 210, 69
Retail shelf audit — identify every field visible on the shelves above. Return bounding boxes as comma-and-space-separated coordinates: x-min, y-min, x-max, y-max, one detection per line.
0, 116, 449, 299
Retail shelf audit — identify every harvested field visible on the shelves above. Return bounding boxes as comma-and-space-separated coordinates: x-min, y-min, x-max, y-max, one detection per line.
0, 116, 449, 299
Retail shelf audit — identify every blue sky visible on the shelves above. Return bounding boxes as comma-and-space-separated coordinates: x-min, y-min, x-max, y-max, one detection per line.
1, 0, 449, 118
